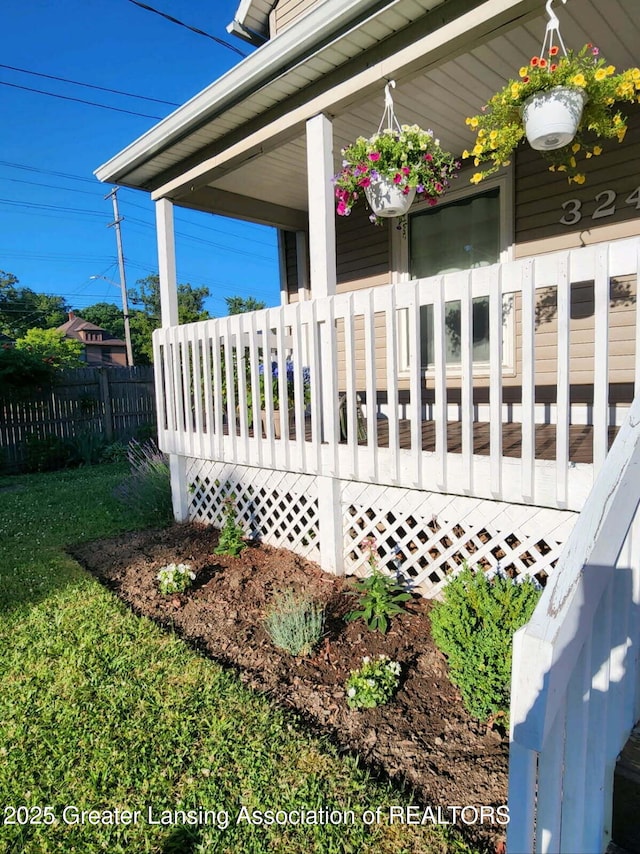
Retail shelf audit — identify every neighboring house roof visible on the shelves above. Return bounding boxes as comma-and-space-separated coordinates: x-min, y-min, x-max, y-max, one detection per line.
227, 0, 275, 45
57, 312, 126, 350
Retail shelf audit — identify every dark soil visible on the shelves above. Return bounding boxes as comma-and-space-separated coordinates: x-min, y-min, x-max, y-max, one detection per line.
71, 523, 509, 852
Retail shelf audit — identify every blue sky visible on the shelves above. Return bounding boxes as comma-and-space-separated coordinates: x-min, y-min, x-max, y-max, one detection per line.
1, 0, 281, 319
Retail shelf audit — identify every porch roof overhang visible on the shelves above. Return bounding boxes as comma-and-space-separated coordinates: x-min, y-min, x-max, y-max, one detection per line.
226, 0, 275, 45
95, 0, 640, 228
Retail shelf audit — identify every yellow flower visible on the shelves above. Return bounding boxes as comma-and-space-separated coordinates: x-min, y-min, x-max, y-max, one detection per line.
510, 83, 522, 98
593, 145, 603, 155
585, 152, 592, 158
572, 174, 586, 185
519, 66, 528, 78
632, 68, 640, 81
474, 158, 480, 166
569, 156, 577, 168
571, 143, 581, 153
548, 165, 556, 172
501, 160, 511, 167
557, 165, 567, 172
571, 73, 586, 87
606, 65, 616, 75
489, 130, 499, 141
462, 150, 470, 159
471, 173, 484, 185
617, 127, 627, 142
466, 116, 479, 129
478, 129, 487, 138
595, 68, 607, 81
472, 144, 484, 156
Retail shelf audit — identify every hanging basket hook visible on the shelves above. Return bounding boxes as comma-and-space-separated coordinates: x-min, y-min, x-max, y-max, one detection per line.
378, 79, 402, 134
541, 0, 568, 57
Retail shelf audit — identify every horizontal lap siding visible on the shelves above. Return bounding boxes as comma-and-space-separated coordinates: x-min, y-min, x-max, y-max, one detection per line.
272, 0, 321, 35
336, 205, 391, 292
515, 105, 640, 249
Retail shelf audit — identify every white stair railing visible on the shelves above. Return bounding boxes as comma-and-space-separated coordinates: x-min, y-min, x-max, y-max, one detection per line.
508, 395, 640, 854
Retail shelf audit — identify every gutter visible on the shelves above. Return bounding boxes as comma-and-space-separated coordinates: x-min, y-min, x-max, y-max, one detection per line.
94, 0, 400, 185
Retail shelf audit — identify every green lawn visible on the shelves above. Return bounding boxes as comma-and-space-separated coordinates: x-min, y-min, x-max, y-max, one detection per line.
0, 465, 477, 853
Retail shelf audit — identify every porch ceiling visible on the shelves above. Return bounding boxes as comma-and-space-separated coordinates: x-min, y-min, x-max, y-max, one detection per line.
207, 0, 640, 218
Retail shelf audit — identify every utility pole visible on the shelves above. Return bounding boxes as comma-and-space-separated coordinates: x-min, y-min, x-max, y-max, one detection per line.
105, 187, 135, 366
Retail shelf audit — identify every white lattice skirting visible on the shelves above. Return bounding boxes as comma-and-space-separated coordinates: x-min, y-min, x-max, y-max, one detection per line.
186, 458, 577, 597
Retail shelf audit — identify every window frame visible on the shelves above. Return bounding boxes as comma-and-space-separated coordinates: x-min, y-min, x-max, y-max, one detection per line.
392, 171, 516, 378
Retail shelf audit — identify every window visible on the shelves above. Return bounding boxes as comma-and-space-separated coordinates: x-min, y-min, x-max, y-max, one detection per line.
409, 187, 501, 278
394, 176, 514, 374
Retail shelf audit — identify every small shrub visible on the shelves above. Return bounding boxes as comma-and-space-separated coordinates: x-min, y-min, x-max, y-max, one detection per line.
345, 537, 412, 633
215, 495, 246, 556
99, 440, 129, 464
345, 655, 401, 709
113, 439, 173, 526
429, 564, 542, 722
23, 433, 70, 472
264, 590, 325, 657
66, 429, 105, 467
157, 562, 195, 595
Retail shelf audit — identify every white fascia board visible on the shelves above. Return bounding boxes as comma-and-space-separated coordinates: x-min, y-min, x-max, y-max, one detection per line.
95, 0, 391, 185
232, 0, 272, 38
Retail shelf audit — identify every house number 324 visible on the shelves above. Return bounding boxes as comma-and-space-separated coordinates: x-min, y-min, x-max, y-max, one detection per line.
560, 187, 640, 225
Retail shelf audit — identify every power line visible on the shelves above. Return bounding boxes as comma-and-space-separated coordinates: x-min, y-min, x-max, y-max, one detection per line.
0, 80, 164, 120
0, 160, 97, 183
0, 197, 108, 217
0, 176, 105, 196
127, 0, 247, 58
0, 63, 181, 107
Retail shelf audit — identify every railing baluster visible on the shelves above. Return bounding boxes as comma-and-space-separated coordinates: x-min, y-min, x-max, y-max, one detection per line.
408, 281, 422, 489
489, 267, 503, 498
521, 259, 535, 503
556, 257, 570, 508
343, 293, 358, 480
385, 286, 399, 485
363, 289, 378, 481
433, 276, 447, 491
593, 247, 610, 474
460, 270, 473, 494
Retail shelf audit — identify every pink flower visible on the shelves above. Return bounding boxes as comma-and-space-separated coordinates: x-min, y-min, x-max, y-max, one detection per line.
393, 173, 403, 184
337, 201, 348, 216
402, 166, 410, 175
358, 177, 371, 188
425, 153, 433, 162
435, 182, 443, 193
368, 151, 381, 161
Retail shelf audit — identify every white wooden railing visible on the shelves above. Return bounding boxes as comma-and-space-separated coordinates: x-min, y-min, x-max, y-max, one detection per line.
507, 394, 640, 854
153, 236, 640, 512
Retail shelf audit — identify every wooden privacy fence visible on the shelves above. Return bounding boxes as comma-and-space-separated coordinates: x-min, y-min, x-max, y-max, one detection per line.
0, 366, 156, 472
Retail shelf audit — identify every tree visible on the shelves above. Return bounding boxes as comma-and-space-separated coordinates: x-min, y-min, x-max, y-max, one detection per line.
0, 271, 70, 338
125, 274, 211, 363
225, 296, 266, 315
15, 328, 84, 371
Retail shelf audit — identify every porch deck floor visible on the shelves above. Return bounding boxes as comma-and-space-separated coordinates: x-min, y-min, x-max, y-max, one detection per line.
252, 420, 619, 464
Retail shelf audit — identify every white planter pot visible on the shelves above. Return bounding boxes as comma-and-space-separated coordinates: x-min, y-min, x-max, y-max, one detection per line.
364, 176, 416, 217
522, 86, 587, 151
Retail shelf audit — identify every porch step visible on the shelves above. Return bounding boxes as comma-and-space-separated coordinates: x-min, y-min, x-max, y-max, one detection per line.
612, 722, 640, 854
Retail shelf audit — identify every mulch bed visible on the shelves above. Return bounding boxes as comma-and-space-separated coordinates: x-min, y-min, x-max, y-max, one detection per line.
70, 522, 509, 852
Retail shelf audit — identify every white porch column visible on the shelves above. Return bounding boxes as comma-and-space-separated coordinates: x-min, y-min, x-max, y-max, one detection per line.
306, 113, 336, 298
155, 197, 189, 523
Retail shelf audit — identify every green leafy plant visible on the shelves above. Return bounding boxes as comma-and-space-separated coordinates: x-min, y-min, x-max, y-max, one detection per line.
465, 43, 640, 184
99, 440, 130, 464
264, 590, 325, 657
345, 537, 412, 633
156, 562, 195, 596
429, 563, 542, 722
215, 495, 246, 556
333, 124, 459, 223
23, 433, 70, 472
113, 439, 173, 526
345, 655, 402, 709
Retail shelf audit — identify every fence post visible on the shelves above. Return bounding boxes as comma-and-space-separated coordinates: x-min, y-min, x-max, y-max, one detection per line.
317, 474, 344, 574
98, 369, 114, 442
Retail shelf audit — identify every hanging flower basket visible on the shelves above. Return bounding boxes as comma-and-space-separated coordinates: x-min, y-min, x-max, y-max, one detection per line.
364, 175, 417, 217
522, 85, 587, 150
333, 81, 459, 225
464, 16, 640, 186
